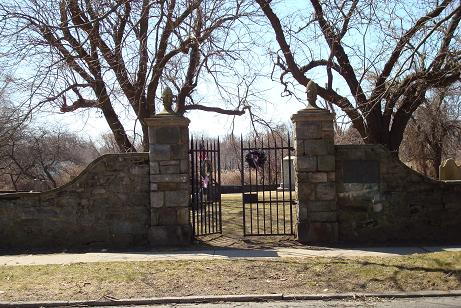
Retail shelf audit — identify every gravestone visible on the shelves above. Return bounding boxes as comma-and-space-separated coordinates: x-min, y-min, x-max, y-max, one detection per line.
279, 156, 295, 190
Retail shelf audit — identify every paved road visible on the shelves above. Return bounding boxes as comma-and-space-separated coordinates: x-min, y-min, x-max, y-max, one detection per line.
103, 297, 461, 307
1, 246, 461, 266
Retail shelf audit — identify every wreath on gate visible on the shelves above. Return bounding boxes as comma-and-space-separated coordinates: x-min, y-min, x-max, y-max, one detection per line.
245, 150, 267, 169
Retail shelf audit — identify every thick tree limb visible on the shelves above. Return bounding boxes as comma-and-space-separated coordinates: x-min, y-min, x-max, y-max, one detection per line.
60, 98, 99, 112
185, 104, 247, 115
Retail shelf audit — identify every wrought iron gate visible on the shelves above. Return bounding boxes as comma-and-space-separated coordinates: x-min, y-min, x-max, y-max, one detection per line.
240, 134, 295, 236
190, 137, 222, 236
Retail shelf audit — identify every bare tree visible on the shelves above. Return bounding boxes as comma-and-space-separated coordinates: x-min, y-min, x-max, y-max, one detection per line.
96, 131, 143, 154
256, 0, 461, 153
0, 0, 257, 152
400, 86, 461, 178
0, 75, 29, 149
0, 127, 99, 191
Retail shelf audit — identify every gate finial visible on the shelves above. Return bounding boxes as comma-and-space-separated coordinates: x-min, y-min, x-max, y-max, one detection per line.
158, 87, 175, 115
306, 80, 320, 109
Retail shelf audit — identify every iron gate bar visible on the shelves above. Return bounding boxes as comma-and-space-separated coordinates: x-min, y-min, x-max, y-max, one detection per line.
190, 136, 196, 236
254, 138, 259, 234
274, 137, 279, 234
240, 139, 245, 236
241, 133, 295, 236
288, 132, 294, 235
217, 138, 222, 233
189, 137, 222, 237
268, 138, 273, 234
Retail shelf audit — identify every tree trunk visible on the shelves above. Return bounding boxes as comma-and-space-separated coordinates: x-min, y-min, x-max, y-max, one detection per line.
96, 84, 136, 153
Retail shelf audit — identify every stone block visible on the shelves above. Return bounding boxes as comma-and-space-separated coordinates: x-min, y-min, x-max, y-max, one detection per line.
165, 190, 189, 207
150, 211, 159, 225
150, 162, 160, 174
304, 139, 334, 156
156, 127, 181, 144
150, 192, 164, 208
160, 164, 180, 174
297, 183, 315, 201
295, 140, 304, 155
157, 182, 178, 191
148, 225, 192, 246
317, 155, 335, 172
296, 157, 317, 172
180, 159, 189, 173
150, 144, 170, 161
308, 172, 327, 183
177, 207, 190, 225
160, 182, 189, 191
321, 130, 334, 141
308, 211, 338, 222
170, 144, 188, 160
296, 221, 309, 242
160, 160, 180, 166
150, 174, 188, 183
150, 183, 158, 191
327, 172, 336, 181
158, 207, 177, 225
298, 206, 308, 220
307, 200, 337, 212
321, 119, 334, 130
148, 126, 157, 144
295, 123, 321, 139
316, 182, 336, 201
306, 222, 338, 243
130, 165, 148, 175
180, 127, 189, 144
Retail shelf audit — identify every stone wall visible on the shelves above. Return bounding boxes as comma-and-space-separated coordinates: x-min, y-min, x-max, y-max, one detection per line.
0, 153, 150, 250
336, 145, 461, 244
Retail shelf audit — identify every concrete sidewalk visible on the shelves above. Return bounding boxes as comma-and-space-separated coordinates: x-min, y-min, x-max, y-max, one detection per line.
1, 246, 460, 266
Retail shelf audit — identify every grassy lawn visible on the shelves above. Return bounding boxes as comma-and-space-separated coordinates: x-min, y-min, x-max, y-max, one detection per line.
0, 252, 460, 301
195, 193, 301, 248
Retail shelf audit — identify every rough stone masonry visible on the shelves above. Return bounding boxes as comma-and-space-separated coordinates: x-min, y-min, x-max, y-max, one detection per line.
146, 113, 192, 246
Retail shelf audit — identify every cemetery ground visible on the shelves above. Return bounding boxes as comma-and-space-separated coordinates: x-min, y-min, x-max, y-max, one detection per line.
0, 194, 460, 302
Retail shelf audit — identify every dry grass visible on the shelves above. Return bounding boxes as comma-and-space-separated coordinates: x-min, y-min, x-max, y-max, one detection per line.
0, 252, 460, 302
221, 170, 241, 185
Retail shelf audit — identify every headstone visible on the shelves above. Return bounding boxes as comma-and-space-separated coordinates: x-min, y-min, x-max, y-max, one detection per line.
440, 158, 461, 180
279, 156, 295, 190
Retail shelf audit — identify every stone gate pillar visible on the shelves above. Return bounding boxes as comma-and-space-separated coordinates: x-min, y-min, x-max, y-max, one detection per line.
146, 88, 191, 246
291, 81, 338, 244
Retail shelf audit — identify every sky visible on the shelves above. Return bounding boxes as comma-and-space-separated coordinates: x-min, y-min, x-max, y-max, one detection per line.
3, 0, 378, 142
28, 0, 318, 142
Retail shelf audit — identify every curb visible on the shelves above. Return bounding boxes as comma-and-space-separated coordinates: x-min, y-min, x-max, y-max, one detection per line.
1, 290, 461, 307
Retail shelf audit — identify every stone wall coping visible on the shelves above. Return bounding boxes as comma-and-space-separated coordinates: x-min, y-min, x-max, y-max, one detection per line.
145, 116, 190, 127
0, 153, 149, 200
291, 108, 335, 122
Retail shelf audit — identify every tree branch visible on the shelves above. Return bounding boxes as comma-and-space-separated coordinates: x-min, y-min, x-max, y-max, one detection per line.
185, 104, 247, 115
